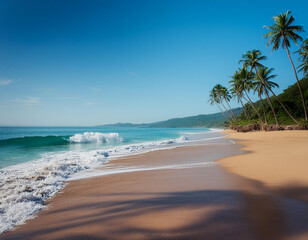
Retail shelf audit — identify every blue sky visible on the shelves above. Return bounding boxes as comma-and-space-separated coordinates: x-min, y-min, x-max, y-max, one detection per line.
0, 0, 307, 126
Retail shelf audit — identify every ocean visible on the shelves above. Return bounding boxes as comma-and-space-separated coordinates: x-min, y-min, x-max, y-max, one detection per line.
0, 126, 224, 234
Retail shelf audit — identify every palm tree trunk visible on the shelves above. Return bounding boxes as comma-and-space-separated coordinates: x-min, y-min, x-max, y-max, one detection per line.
259, 96, 268, 124
225, 98, 237, 120
244, 89, 264, 122
254, 66, 299, 124
220, 100, 235, 121
283, 36, 308, 121
241, 94, 257, 119
264, 89, 280, 125
238, 94, 252, 124
215, 102, 231, 122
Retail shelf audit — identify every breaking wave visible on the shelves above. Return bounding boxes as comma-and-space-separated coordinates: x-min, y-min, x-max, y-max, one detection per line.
0, 134, 187, 234
69, 132, 123, 144
0, 132, 123, 150
0, 135, 69, 148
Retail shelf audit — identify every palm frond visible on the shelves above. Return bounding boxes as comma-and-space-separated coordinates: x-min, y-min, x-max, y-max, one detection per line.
263, 11, 304, 51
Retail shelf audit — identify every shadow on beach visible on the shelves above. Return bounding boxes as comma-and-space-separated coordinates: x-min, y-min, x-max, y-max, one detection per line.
2, 184, 308, 240
2, 142, 308, 240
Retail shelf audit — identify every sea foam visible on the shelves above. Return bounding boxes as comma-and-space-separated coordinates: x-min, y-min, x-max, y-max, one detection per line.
69, 132, 123, 144
0, 133, 187, 234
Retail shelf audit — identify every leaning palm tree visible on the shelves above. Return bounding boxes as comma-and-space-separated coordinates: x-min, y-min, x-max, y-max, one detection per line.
253, 82, 269, 125
221, 86, 237, 121
231, 67, 264, 122
253, 67, 280, 125
213, 84, 235, 121
208, 89, 231, 122
240, 49, 299, 124
264, 11, 307, 120
230, 71, 260, 123
297, 38, 308, 76
230, 87, 252, 124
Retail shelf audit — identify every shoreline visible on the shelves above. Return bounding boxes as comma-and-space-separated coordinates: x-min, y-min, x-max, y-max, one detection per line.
1, 130, 308, 239
1, 135, 247, 240
0, 128, 225, 235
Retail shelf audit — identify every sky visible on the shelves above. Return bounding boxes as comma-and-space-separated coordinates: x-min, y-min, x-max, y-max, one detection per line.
0, 0, 307, 126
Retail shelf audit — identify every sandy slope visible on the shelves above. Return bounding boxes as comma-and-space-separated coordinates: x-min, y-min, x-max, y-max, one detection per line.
220, 130, 308, 188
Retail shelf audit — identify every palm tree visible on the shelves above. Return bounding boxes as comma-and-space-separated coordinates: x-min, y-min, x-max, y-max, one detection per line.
264, 11, 307, 120
230, 67, 264, 123
253, 67, 280, 125
208, 89, 231, 122
254, 84, 268, 125
213, 84, 235, 121
221, 86, 237, 121
240, 49, 299, 124
297, 38, 308, 76
230, 87, 252, 124
230, 71, 258, 123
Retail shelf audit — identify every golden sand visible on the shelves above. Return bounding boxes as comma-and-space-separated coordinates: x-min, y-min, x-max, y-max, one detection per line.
2, 131, 308, 240
220, 130, 308, 188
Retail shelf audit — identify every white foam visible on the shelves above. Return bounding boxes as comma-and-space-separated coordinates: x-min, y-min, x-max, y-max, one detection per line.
0, 134, 187, 234
69, 132, 122, 144
0, 129, 229, 234
209, 128, 224, 132
0, 150, 107, 234
69, 162, 219, 180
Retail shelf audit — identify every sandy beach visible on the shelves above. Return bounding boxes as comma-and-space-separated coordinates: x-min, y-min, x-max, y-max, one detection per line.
1, 130, 308, 240
220, 130, 308, 190
2, 1, 308, 239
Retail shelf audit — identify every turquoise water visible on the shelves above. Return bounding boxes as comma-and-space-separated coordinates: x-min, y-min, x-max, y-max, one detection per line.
0, 127, 208, 169
0, 126, 224, 234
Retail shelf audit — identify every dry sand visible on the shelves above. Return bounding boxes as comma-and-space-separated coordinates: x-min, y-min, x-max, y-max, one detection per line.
1, 130, 308, 240
220, 130, 308, 189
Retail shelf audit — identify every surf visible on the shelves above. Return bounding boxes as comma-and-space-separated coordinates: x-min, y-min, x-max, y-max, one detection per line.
0, 132, 123, 149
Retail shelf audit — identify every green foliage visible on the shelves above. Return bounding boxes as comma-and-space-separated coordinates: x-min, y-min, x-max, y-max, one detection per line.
263, 11, 304, 51
149, 108, 242, 128
231, 120, 254, 126
238, 77, 308, 125
298, 119, 308, 126
239, 50, 267, 69
297, 38, 308, 75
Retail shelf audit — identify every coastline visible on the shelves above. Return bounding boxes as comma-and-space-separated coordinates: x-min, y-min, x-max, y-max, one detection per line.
0, 128, 223, 234
1, 135, 248, 240
1, 130, 308, 239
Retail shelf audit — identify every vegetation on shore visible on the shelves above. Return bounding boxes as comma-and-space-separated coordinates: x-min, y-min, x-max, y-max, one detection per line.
209, 11, 308, 131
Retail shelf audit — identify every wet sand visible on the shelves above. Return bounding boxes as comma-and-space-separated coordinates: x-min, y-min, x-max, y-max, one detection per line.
2, 132, 308, 240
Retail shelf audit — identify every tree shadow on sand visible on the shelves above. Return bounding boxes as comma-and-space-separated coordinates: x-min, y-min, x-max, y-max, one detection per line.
2, 185, 308, 240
